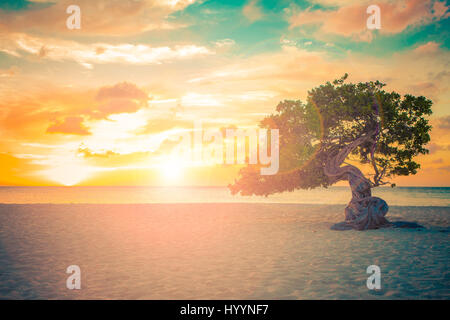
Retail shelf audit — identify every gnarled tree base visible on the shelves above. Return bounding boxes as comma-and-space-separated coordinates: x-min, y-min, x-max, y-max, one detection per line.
344, 196, 390, 230
332, 196, 391, 231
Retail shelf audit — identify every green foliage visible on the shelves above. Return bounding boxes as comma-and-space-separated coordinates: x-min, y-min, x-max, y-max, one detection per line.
229, 74, 433, 196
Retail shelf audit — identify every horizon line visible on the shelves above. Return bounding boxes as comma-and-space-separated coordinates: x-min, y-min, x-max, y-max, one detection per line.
0, 185, 449, 188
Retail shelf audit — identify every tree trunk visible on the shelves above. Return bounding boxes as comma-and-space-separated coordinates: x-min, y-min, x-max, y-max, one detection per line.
342, 169, 390, 230
323, 133, 391, 230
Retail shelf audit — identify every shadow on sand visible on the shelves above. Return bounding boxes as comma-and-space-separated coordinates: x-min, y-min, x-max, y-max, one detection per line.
331, 220, 425, 231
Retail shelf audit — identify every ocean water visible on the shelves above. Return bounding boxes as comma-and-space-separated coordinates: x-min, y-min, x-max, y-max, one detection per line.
0, 186, 449, 206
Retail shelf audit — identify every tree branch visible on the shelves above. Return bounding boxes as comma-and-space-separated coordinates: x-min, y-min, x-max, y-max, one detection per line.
323, 130, 376, 185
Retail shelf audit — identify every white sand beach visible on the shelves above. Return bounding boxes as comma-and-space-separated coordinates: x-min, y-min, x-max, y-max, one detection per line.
0, 203, 448, 299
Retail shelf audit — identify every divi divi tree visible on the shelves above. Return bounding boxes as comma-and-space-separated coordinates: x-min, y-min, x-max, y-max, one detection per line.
229, 74, 433, 230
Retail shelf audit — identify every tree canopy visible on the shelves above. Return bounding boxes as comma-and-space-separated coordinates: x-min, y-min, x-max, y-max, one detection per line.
229, 74, 433, 196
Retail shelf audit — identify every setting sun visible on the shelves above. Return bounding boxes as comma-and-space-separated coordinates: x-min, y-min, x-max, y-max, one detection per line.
161, 158, 184, 182
40, 163, 93, 186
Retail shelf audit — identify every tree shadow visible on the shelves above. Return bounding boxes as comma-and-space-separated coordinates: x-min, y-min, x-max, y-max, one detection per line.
331, 220, 425, 231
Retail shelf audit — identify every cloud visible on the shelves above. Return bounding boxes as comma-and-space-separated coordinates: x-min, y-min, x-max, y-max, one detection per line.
243, 0, 264, 22
0, 86, 95, 141
0, 66, 19, 77
0, 33, 213, 68
438, 165, 450, 172
94, 82, 149, 118
438, 115, 450, 129
46, 116, 90, 135
426, 142, 444, 154
414, 41, 441, 54
77, 146, 154, 167
289, 0, 450, 41
96, 99, 145, 117
0, 82, 152, 142
138, 119, 194, 135
307, 0, 372, 5
76, 134, 186, 168
0, 0, 198, 35
214, 39, 236, 48
182, 38, 450, 120
181, 92, 223, 107
97, 82, 148, 101
410, 81, 439, 96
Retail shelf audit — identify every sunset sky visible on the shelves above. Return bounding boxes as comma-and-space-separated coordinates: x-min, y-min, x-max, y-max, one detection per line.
0, 0, 449, 186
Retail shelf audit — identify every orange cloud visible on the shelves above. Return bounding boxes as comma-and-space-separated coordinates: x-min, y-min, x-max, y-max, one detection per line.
437, 115, 450, 129
290, 0, 449, 41
46, 116, 90, 135
94, 82, 149, 118
0, 82, 152, 142
97, 82, 148, 101
413, 41, 441, 54
0, 85, 97, 142
0, 0, 198, 35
